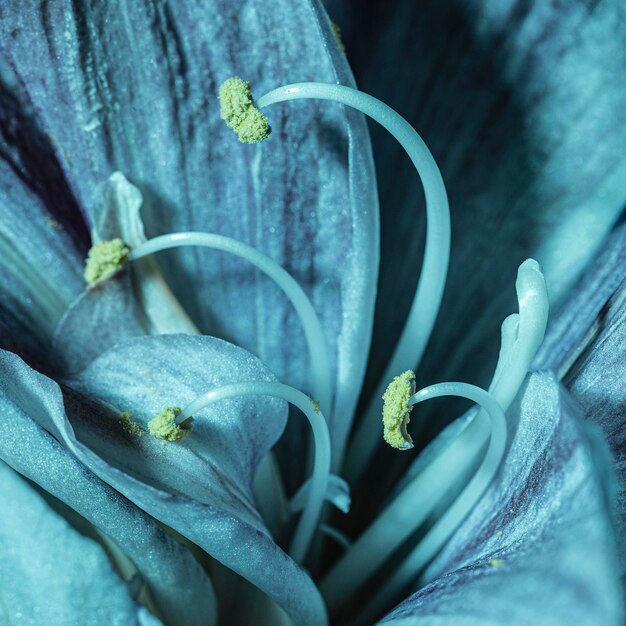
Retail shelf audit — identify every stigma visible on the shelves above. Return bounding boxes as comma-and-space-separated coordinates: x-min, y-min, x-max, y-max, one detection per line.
219, 77, 271, 144
84, 238, 131, 286
382, 370, 416, 450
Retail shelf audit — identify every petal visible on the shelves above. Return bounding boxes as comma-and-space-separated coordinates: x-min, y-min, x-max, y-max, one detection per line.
0, 348, 216, 626
0, 461, 150, 626
534, 219, 626, 374
333, 0, 626, 417
0, 336, 326, 625
556, 270, 626, 574
0, 1, 378, 465
380, 372, 622, 625
52, 274, 148, 375
0, 62, 88, 366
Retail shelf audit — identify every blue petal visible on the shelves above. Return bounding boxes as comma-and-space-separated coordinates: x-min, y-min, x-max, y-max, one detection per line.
0, 2, 378, 467
0, 349, 216, 626
554, 269, 626, 574
380, 372, 623, 625
534, 219, 626, 374
0, 461, 152, 626
0, 62, 88, 366
52, 274, 148, 375
0, 336, 326, 625
331, 0, 626, 411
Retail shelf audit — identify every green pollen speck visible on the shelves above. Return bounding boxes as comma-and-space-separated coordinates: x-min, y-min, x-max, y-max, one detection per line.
489, 558, 505, 569
382, 370, 416, 450
219, 76, 271, 144
330, 21, 346, 53
148, 406, 191, 442
84, 238, 130, 286
118, 412, 144, 437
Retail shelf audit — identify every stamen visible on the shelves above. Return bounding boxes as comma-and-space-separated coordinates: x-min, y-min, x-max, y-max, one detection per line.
381, 370, 415, 450
244, 81, 450, 480
83, 238, 131, 286
148, 406, 192, 442
319, 260, 548, 612
219, 77, 271, 144
84, 230, 332, 420
177, 381, 331, 563
355, 383, 507, 620
130, 232, 332, 418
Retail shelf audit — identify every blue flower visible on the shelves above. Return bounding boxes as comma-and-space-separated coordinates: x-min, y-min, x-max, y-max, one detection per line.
0, 1, 624, 625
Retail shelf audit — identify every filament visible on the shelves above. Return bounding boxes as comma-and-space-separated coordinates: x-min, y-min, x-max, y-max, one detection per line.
356, 383, 507, 620
257, 83, 450, 479
319, 259, 547, 611
178, 381, 331, 563
130, 232, 332, 418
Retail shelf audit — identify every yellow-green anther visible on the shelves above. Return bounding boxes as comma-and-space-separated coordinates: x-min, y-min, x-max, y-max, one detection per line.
148, 406, 191, 442
118, 412, 144, 437
382, 370, 415, 450
219, 76, 271, 144
84, 238, 131, 286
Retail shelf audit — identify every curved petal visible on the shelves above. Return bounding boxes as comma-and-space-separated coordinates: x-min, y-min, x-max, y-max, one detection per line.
534, 219, 626, 374
0, 358, 216, 626
379, 372, 622, 625
556, 271, 626, 575
0, 461, 151, 626
0, 337, 326, 625
330, 0, 626, 419
52, 274, 149, 375
0, 1, 378, 466
0, 62, 88, 366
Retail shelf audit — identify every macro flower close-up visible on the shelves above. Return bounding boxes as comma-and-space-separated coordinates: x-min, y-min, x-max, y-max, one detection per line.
0, 1, 625, 625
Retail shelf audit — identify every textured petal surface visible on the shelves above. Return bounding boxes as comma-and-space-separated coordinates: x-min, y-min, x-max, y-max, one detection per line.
52, 274, 148, 375
558, 273, 626, 575
0, 0, 379, 465
0, 352, 215, 626
0, 62, 88, 366
0, 337, 326, 625
534, 219, 626, 375
328, 0, 626, 427
379, 372, 622, 625
0, 461, 149, 626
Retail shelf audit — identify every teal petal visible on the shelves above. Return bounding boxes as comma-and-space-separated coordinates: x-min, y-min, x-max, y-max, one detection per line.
0, 2, 378, 469
335, 0, 626, 419
0, 62, 88, 366
535, 219, 626, 375
0, 336, 326, 625
52, 274, 148, 375
0, 461, 152, 626
0, 348, 216, 626
557, 272, 626, 575
379, 373, 623, 625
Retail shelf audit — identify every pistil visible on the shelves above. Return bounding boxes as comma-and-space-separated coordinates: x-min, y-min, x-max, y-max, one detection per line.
318, 259, 548, 613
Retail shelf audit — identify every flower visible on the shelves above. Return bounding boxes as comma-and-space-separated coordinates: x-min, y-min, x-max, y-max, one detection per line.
0, 1, 624, 625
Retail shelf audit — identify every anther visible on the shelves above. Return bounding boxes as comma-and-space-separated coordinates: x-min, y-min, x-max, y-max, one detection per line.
148, 406, 192, 442
381, 370, 415, 450
84, 238, 131, 286
219, 77, 271, 144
